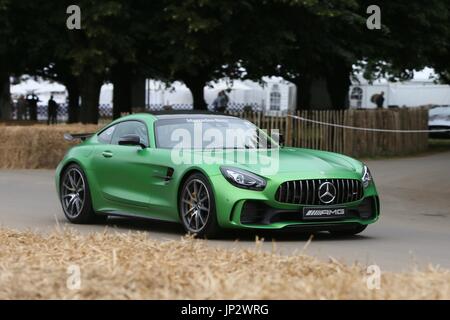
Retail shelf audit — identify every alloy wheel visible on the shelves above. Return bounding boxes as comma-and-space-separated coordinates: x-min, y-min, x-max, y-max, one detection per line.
61, 168, 86, 218
181, 179, 210, 233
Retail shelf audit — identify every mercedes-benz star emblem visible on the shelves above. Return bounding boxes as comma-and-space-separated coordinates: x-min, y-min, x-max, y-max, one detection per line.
318, 182, 336, 204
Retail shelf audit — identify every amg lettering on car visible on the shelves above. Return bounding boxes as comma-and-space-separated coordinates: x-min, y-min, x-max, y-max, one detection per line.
304, 209, 346, 216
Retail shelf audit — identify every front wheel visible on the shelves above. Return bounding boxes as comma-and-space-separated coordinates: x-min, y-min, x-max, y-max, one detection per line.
179, 173, 221, 238
60, 164, 106, 224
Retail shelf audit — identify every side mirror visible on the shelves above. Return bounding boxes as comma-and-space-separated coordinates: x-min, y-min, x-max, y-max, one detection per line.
118, 134, 146, 148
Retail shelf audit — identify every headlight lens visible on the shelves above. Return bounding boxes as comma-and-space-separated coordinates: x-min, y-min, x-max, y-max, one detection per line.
220, 166, 266, 191
362, 165, 372, 188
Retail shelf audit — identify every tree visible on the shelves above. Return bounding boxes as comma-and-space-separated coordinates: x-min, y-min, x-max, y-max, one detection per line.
154, 0, 283, 109
4, 0, 449, 119
267, 0, 370, 110
56, 0, 164, 121
107, 1, 165, 119
64, 1, 120, 123
0, 0, 46, 120
11, 0, 109, 124
35, 1, 132, 124
203, 0, 368, 110
353, 1, 450, 88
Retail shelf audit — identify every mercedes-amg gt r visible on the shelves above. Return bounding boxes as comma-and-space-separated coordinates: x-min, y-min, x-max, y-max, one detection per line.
56, 112, 379, 237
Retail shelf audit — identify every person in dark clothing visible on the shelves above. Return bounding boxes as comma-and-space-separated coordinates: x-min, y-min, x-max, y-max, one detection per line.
375, 91, 385, 109
212, 90, 229, 112
26, 93, 39, 121
16, 95, 28, 120
47, 95, 58, 125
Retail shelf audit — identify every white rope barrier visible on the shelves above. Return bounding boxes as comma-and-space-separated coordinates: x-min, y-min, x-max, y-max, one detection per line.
288, 114, 450, 133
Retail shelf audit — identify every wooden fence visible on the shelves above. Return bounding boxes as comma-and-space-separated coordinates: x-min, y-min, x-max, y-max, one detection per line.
228, 108, 429, 158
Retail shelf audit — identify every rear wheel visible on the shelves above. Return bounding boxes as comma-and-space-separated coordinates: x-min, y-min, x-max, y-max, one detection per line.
60, 164, 107, 224
179, 173, 221, 238
329, 224, 367, 236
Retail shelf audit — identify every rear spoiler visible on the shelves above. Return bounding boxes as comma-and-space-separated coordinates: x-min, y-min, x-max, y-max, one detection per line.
64, 133, 95, 142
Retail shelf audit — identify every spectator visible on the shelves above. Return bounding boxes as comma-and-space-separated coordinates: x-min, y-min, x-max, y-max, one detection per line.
47, 95, 58, 125
16, 95, 28, 120
212, 90, 229, 112
26, 93, 39, 121
375, 91, 385, 109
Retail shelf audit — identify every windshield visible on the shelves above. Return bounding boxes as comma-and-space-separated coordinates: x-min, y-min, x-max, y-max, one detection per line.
155, 117, 278, 150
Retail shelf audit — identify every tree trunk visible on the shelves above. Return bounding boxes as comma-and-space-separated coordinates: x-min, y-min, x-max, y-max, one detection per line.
112, 64, 132, 119
65, 77, 80, 123
79, 72, 102, 124
0, 71, 11, 121
325, 62, 351, 110
293, 76, 312, 110
184, 77, 207, 110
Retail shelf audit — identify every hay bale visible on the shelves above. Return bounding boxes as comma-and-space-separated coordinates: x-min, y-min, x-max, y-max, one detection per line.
0, 227, 449, 299
0, 124, 100, 169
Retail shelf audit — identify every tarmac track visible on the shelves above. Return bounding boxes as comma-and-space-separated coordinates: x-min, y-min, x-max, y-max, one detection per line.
1, 151, 450, 271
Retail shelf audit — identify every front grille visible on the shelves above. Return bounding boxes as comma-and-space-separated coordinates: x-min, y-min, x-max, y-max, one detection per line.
275, 179, 363, 205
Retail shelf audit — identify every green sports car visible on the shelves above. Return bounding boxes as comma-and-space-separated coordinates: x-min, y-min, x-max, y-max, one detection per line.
56, 112, 379, 237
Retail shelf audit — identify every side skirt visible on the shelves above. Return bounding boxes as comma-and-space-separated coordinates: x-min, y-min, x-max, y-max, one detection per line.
98, 210, 179, 224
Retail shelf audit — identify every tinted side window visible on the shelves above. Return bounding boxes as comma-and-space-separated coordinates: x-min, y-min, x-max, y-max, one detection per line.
98, 125, 116, 144
111, 121, 149, 146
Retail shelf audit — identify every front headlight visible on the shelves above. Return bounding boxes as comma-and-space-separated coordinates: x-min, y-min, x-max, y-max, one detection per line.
362, 165, 373, 188
220, 166, 266, 191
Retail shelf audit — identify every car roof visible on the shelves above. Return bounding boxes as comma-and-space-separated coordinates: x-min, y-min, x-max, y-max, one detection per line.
105, 111, 241, 130
155, 112, 238, 120
130, 111, 238, 120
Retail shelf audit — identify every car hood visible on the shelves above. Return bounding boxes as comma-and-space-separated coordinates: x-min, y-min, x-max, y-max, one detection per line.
193, 148, 362, 177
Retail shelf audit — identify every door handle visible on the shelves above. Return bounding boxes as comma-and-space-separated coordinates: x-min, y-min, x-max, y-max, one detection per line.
102, 151, 113, 158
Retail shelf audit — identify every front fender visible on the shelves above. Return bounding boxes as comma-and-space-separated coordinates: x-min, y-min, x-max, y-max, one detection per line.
54, 146, 94, 197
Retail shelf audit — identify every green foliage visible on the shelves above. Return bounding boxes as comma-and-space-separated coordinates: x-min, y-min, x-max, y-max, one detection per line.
0, 0, 449, 118
2, 0, 449, 82
358, 0, 450, 83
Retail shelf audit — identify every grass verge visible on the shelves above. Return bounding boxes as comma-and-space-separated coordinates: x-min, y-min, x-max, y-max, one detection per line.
0, 228, 449, 299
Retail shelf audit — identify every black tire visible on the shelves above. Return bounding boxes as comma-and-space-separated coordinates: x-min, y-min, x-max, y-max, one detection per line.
60, 164, 107, 224
179, 173, 221, 238
329, 224, 367, 236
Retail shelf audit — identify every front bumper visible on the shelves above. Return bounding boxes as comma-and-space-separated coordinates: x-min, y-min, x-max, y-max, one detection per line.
236, 195, 379, 228
209, 173, 380, 230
